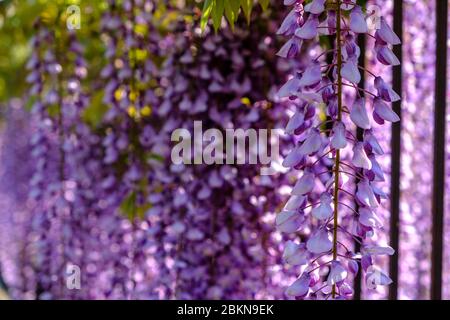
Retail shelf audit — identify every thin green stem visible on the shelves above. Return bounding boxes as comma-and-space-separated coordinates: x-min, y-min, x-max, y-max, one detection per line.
332, 0, 343, 299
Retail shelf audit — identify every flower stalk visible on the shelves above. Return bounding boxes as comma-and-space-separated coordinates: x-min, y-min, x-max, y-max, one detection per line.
331, 0, 343, 299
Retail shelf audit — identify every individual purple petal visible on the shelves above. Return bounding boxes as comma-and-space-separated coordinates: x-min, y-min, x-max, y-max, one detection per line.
284, 0, 297, 5
344, 34, 360, 59
293, 123, 310, 137
306, 229, 333, 254
326, 10, 336, 33
312, 192, 333, 220
286, 110, 305, 134
304, 103, 316, 119
341, 57, 361, 83
317, 10, 336, 36
327, 260, 348, 286
372, 185, 388, 203
298, 63, 322, 87
276, 210, 303, 233
350, 6, 368, 33
282, 145, 305, 168
374, 76, 400, 102
331, 121, 348, 149
359, 207, 383, 228
283, 241, 309, 266
368, 154, 384, 181
376, 45, 401, 66
352, 142, 372, 170
373, 97, 400, 123
364, 131, 384, 155
376, 17, 401, 45
297, 92, 324, 105
356, 180, 378, 208
306, 264, 321, 287
365, 266, 393, 289
304, 0, 326, 14
355, 222, 374, 239
364, 169, 375, 182
284, 195, 307, 211
372, 110, 385, 125
317, 17, 333, 36
298, 129, 322, 155
277, 75, 301, 98
350, 97, 371, 129
277, 9, 300, 36
292, 170, 315, 195
341, 0, 356, 10
339, 282, 354, 296
319, 78, 335, 103
277, 37, 303, 58
361, 254, 373, 271
286, 273, 311, 297
326, 98, 338, 117
363, 245, 395, 256
348, 259, 359, 274
295, 16, 319, 40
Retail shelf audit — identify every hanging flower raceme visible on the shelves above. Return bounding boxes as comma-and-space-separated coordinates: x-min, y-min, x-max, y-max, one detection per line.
24, 20, 95, 299
143, 1, 316, 299
277, 0, 400, 299
25, 22, 67, 299
0, 100, 38, 299
398, 0, 435, 300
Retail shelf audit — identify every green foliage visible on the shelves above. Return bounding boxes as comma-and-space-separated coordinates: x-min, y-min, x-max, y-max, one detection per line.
82, 91, 108, 128
120, 190, 151, 220
259, 0, 270, 10
0, 0, 44, 102
199, 0, 369, 31
0, 0, 105, 103
200, 0, 270, 31
224, 0, 241, 29
357, 0, 368, 7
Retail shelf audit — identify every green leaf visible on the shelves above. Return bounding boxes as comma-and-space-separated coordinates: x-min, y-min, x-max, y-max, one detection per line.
240, 0, 253, 24
120, 190, 152, 220
357, 0, 368, 7
146, 152, 165, 163
82, 91, 109, 128
224, 0, 240, 29
259, 0, 269, 10
212, 0, 225, 32
120, 191, 137, 220
25, 95, 37, 112
200, 0, 215, 30
319, 35, 332, 51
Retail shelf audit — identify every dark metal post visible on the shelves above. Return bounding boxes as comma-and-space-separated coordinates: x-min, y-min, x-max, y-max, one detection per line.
353, 30, 366, 300
389, 0, 403, 301
430, 0, 448, 301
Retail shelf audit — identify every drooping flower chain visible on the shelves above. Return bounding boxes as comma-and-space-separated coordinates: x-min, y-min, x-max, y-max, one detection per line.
276, 0, 401, 299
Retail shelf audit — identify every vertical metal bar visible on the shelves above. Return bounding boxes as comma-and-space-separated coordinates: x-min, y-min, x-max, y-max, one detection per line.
431, 0, 448, 301
353, 31, 366, 301
388, 0, 403, 301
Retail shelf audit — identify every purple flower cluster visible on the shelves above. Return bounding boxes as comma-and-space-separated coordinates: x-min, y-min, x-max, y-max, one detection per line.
276, 0, 401, 299
0, 100, 37, 299
140, 5, 309, 299
26, 23, 67, 298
